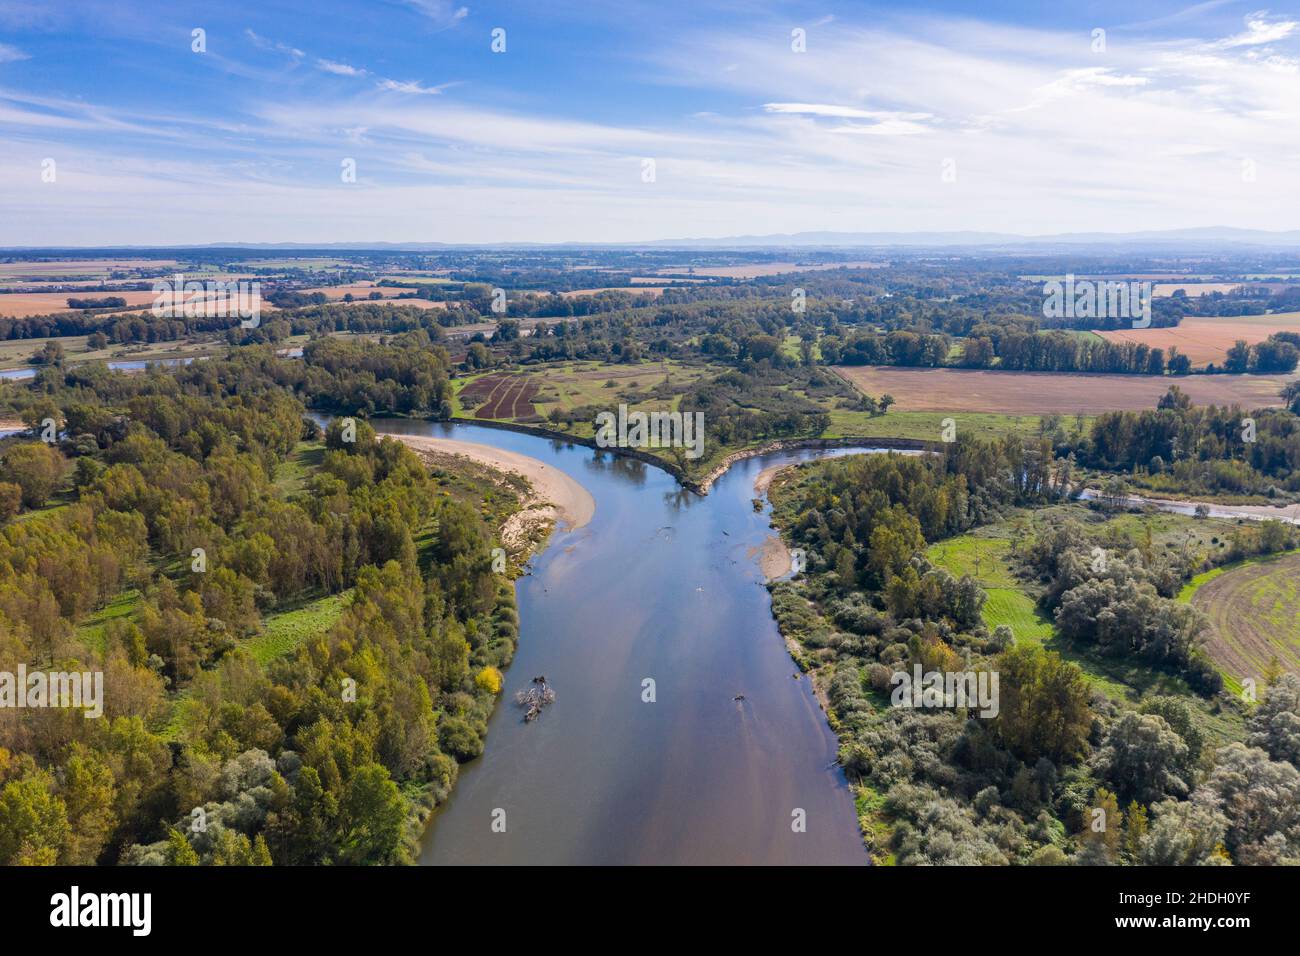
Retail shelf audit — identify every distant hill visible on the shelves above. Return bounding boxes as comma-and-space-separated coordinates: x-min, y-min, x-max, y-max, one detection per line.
7, 227, 1300, 253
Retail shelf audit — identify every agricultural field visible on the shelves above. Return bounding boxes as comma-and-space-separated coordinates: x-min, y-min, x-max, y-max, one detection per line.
0, 258, 178, 278
243, 257, 354, 271
378, 274, 455, 285
300, 282, 420, 300
833, 365, 1293, 415
1180, 550, 1300, 693
454, 359, 714, 428
458, 372, 542, 421
560, 286, 669, 298
0, 289, 159, 317
1152, 283, 1242, 296
1097, 311, 1300, 366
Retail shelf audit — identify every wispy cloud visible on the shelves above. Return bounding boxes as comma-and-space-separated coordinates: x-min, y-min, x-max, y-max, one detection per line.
399, 1, 469, 29
317, 58, 367, 76
5, 5, 1300, 243
376, 78, 452, 95
0, 41, 29, 63
1212, 10, 1298, 48
244, 29, 304, 59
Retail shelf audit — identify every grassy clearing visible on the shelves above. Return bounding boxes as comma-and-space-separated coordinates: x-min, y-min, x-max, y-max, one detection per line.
76, 589, 141, 655
275, 441, 325, 495
0, 333, 228, 372
927, 536, 1052, 647
925, 518, 1246, 744
826, 410, 1053, 443
245, 591, 351, 665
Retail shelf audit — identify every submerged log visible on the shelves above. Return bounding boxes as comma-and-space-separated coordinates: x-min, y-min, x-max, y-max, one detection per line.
516, 678, 556, 722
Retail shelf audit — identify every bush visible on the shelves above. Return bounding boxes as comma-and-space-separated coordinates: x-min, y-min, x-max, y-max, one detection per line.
474, 666, 504, 695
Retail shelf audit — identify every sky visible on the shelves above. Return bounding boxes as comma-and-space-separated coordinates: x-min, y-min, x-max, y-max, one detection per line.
3, 0, 1300, 245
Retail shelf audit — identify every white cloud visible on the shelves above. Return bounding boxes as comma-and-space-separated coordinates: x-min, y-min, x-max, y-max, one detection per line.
400, 1, 469, 28
1212, 11, 1298, 48
317, 58, 367, 77
244, 29, 304, 59
0, 42, 28, 63
376, 78, 452, 95
7, 7, 1300, 243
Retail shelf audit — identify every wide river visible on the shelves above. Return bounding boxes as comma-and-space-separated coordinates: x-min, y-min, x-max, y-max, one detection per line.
366, 418, 871, 865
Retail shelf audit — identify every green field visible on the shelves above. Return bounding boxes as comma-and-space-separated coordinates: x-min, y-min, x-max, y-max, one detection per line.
927, 536, 1053, 647
925, 516, 1248, 745
826, 409, 1053, 443
1178, 550, 1300, 696
75, 589, 142, 655
245, 591, 352, 665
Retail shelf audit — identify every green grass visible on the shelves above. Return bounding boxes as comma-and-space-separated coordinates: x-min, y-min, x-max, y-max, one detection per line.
1176, 550, 1299, 604
275, 441, 325, 495
76, 589, 141, 655
826, 409, 1052, 443
927, 537, 1053, 647
925, 526, 1227, 700
1177, 549, 1300, 697
245, 591, 351, 665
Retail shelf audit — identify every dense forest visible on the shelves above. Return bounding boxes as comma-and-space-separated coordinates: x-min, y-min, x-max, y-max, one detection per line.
0, 344, 521, 865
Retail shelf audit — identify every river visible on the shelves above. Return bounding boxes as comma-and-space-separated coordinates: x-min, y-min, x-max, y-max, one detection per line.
366, 418, 871, 865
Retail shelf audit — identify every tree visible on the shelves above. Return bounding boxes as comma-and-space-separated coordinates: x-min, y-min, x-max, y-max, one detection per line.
474, 666, 503, 695
0, 772, 70, 865
1195, 743, 1300, 864
1224, 339, 1251, 373
0, 481, 21, 521
1095, 711, 1190, 805
165, 828, 200, 865
339, 764, 406, 864
0, 442, 65, 508
1247, 674, 1300, 768
993, 645, 1092, 764
59, 748, 117, 865
1139, 798, 1229, 865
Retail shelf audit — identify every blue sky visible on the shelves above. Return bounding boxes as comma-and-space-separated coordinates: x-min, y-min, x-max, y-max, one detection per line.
3, 0, 1300, 245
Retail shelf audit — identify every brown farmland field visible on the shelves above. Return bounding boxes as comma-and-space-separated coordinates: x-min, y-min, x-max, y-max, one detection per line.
833, 365, 1294, 415
0, 258, 177, 279
1152, 283, 1241, 297
0, 289, 159, 318
460, 373, 541, 421
1097, 312, 1300, 367
300, 283, 417, 300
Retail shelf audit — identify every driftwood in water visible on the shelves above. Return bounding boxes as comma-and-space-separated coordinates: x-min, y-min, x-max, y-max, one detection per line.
516, 676, 555, 722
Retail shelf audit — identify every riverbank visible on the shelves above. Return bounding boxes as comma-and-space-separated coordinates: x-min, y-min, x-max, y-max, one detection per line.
1081, 487, 1300, 524
444, 415, 935, 494
394, 434, 595, 551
